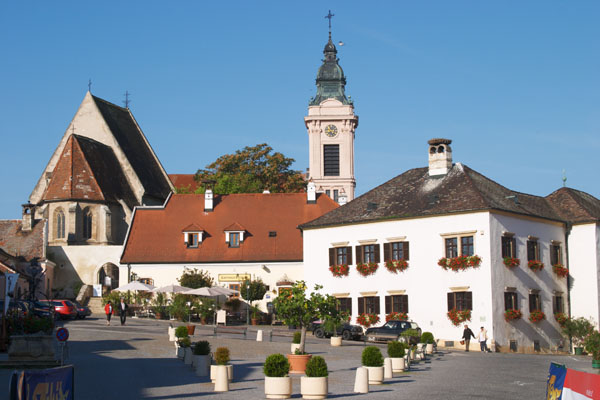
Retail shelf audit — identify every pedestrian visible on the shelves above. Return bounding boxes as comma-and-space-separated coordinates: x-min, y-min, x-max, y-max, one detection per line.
119, 297, 128, 326
104, 301, 113, 326
462, 324, 475, 352
478, 326, 491, 353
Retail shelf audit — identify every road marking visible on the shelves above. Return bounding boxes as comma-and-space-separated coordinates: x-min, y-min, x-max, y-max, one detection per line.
512, 381, 534, 386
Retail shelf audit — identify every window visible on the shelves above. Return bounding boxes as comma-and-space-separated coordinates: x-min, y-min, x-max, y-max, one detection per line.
447, 292, 472, 311
356, 244, 380, 264
329, 247, 352, 265
229, 284, 240, 298
337, 298, 352, 314
504, 292, 518, 310
383, 242, 410, 261
229, 232, 240, 248
385, 295, 408, 314
553, 295, 564, 314
527, 239, 540, 261
82, 209, 93, 239
187, 233, 199, 248
461, 236, 474, 256
55, 209, 65, 239
357, 296, 380, 315
501, 236, 516, 258
550, 244, 562, 265
445, 238, 458, 258
325, 189, 331, 198
529, 293, 542, 312
333, 190, 339, 203
323, 144, 340, 176
140, 278, 154, 286
443, 233, 475, 258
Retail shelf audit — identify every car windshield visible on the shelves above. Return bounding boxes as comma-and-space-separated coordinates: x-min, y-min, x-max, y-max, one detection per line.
383, 322, 396, 329
51, 301, 63, 307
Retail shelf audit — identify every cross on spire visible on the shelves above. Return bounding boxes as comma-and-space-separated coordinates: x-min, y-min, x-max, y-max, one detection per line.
123, 90, 131, 109
88, 79, 92, 92
325, 10, 334, 39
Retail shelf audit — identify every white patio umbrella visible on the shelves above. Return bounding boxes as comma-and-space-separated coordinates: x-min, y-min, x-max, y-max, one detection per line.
151, 284, 191, 294
183, 286, 239, 296
113, 281, 155, 292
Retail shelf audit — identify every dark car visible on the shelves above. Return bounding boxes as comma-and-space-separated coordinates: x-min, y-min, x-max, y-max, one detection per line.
72, 301, 92, 319
364, 320, 422, 344
40, 300, 77, 320
26, 300, 56, 319
0, 300, 31, 317
311, 321, 363, 341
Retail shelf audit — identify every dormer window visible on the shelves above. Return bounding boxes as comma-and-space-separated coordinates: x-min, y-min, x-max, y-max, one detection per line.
229, 232, 240, 248
186, 233, 200, 248
224, 222, 246, 248
182, 224, 204, 248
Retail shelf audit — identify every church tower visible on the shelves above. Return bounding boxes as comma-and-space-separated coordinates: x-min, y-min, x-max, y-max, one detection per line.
304, 12, 358, 204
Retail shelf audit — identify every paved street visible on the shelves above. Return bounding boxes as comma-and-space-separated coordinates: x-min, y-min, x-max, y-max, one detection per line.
0, 316, 597, 399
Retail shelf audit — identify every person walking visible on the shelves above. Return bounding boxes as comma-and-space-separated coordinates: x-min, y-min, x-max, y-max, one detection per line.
478, 326, 491, 353
104, 301, 113, 326
462, 324, 475, 352
119, 297, 128, 326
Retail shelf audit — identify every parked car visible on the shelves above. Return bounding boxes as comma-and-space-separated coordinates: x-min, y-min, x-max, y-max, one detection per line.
311, 321, 363, 341
0, 300, 31, 317
364, 320, 422, 344
26, 300, 56, 319
72, 301, 92, 319
40, 300, 77, 320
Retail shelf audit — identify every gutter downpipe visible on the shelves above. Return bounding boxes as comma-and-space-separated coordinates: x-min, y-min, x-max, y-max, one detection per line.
565, 222, 572, 352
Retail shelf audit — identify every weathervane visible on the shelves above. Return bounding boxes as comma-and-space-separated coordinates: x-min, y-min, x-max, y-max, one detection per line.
325, 10, 334, 39
562, 169, 567, 187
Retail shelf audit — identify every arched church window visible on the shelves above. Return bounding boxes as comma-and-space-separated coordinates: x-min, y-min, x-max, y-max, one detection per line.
55, 209, 65, 239
83, 208, 93, 240
437, 145, 445, 153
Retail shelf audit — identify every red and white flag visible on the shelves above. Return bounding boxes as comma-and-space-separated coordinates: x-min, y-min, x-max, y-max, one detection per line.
562, 368, 600, 400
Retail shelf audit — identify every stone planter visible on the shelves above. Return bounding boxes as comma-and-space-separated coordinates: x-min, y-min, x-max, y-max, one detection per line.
8, 334, 56, 361
390, 357, 405, 372
291, 343, 301, 353
211, 364, 233, 382
184, 347, 193, 365
300, 376, 328, 399
176, 344, 184, 359
194, 354, 211, 376
364, 366, 384, 384
574, 347, 584, 355
330, 337, 342, 347
287, 353, 312, 374
426, 343, 434, 354
265, 376, 292, 399
168, 327, 176, 342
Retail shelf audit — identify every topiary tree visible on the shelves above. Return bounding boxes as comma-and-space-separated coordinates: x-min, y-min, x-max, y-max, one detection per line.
215, 347, 230, 365
263, 353, 290, 377
193, 341, 211, 356
421, 332, 434, 344
178, 267, 214, 289
362, 346, 384, 367
305, 356, 328, 377
388, 341, 406, 358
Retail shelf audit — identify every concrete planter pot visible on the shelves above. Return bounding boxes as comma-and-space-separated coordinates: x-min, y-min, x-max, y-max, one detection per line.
426, 343, 434, 354
287, 353, 312, 374
211, 364, 233, 382
390, 357, 405, 372
364, 366, 384, 385
330, 337, 342, 347
265, 376, 292, 399
8, 334, 56, 361
183, 347, 193, 365
176, 344, 184, 359
291, 343, 301, 353
168, 327, 176, 342
194, 354, 211, 376
300, 376, 328, 399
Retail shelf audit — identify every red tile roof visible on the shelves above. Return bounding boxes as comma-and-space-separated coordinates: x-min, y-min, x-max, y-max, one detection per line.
121, 193, 338, 264
181, 224, 204, 232
0, 220, 46, 262
223, 222, 246, 232
169, 174, 201, 192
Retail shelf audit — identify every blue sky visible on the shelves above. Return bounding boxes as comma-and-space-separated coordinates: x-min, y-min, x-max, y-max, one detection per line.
1, 1, 598, 219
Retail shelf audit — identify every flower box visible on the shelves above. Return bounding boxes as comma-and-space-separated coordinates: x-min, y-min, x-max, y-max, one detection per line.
356, 262, 378, 277
504, 309, 522, 322
386, 312, 408, 322
554, 312, 568, 327
438, 255, 482, 272
529, 310, 545, 323
503, 257, 520, 268
553, 264, 568, 278
527, 260, 544, 271
329, 264, 349, 277
385, 259, 409, 273
356, 313, 380, 328
447, 308, 471, 326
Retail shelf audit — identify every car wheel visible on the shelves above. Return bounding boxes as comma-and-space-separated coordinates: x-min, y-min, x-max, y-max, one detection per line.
342, 330, 352, 341
314, 328, 325, 339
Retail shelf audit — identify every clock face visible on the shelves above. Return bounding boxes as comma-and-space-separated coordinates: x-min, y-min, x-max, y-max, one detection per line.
324, 124, 338, 138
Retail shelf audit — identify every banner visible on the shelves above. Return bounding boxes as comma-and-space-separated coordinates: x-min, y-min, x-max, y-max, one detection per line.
547, 362, 567, 399
563, 368, 600, 400
9, 365, 74, 400
4, 273, 19, 314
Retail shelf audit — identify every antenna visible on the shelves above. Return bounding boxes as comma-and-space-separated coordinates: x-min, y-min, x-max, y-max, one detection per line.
123, 90, 131, 109
562, 169, 567, 187
88, 79, 92, 92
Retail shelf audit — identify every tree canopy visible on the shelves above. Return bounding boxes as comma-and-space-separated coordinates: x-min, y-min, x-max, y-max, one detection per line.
189, 143, 306, 194
177, 268, 214, 289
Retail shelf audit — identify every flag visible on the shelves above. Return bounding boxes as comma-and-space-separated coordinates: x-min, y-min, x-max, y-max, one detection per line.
562, 367, 600, 400
547, 362, 567, 400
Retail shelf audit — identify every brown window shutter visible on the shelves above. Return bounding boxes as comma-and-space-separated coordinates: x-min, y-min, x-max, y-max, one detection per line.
358, 298, 364, 314
374, 244, 381, 263
466, 292, 473, 310
403, 242, 409, 260
385, 296, 391, 314
356, 246, 363, 264
447, 292, 455, 311
402, 295, 409, 313
329, 248, 335, 266
346, 247, 353, 265
504, 292, 510, 310
383, 243, 390, 261
347, 298, 353, 315
374, 297, 381, 314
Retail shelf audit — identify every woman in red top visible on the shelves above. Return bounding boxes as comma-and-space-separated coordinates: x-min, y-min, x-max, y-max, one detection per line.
105, 301, 113, 326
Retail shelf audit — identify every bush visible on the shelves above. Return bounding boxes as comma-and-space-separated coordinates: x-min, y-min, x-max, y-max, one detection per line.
584, 330, 600, 360
305, 356, 328, 377
421, 332, 434, 344
362, 346, 384, 367
388, 341, 405, 358
175, 326, 189, 339
179, 337, 191, 348
263, 353, 290, 377
292, 331, 302, 344
193, 340, 211, 356
215, 347, 230, 365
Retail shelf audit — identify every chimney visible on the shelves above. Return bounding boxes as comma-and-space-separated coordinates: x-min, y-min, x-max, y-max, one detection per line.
428, 138, 453, 176
203, 180, 215, 212
307, 179, 316, 204
21, 202, 35, 231
338, 188, 347, 206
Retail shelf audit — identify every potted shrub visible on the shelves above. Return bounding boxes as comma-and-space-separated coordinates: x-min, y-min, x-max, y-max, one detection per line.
301, 356, 328, 399
152, 292, 166, 319
264, 353, 292, 399
211, 347, 233, 383
6, 314, 55, 362
175, 326, 189, 358
241, 278, 268, 325
421, 332, 435, 354
387, 341, 406, 373
291, 331, 302, 353
362, 346, 384, 384
584, 330, 600, 369
400, 328, 421, 346
320, 296, 348, 347
193, 340, 211, 376
180, 337, 192, 364
562, 317, 595, 355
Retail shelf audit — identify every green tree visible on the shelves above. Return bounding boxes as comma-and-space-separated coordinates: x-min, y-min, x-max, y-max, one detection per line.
240, 278, 268, 317
320, 295, 348, 338
194, 143, 306, 194
178, 268, 214, 289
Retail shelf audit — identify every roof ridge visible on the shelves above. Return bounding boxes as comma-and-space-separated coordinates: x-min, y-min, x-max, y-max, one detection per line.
91, 94, 128, 112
